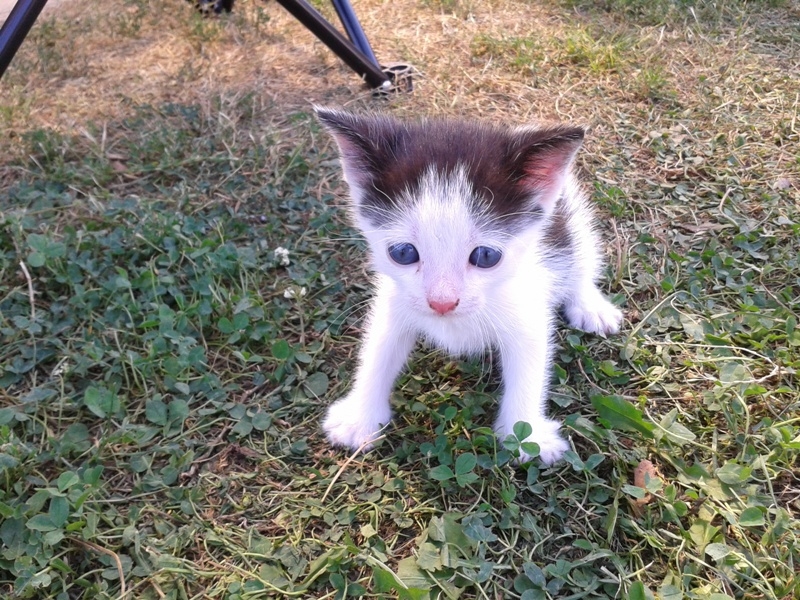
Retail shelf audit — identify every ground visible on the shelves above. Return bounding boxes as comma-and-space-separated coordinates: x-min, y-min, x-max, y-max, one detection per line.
0, 0, 798, 598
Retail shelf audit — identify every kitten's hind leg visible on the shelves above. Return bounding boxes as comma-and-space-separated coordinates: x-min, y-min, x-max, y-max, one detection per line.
562, 280, 623, 337
323, 286, 416, 452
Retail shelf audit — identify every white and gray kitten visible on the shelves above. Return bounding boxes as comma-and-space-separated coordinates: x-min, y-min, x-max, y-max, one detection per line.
316, 108, 622, 464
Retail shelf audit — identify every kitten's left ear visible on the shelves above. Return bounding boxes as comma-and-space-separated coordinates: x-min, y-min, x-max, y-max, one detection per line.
508, 125, 585, 213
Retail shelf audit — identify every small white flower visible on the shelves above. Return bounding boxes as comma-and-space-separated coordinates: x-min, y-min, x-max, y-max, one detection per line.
52, 359, 70, 378
274, 247, 290, 266
283, 286, 307, 299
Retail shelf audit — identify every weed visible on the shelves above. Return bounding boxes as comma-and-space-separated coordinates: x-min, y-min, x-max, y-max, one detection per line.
556, 0, 782, 28
472, 27, 629, 76
634, 65, 674, 102
422, 0, 477, 19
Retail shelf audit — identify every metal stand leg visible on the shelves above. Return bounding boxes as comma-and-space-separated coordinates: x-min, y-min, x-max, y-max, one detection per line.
330, 0, 378, 66
0, 0, 49, 80
274, 0, 389, 89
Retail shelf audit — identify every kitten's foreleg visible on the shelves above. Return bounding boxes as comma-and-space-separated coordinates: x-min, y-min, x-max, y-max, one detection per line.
495, 317, 569, 465
323, 288, 416, 452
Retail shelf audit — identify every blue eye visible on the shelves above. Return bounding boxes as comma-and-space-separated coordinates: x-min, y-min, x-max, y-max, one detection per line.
469, 246, 502, 268
388, 243, 420, 265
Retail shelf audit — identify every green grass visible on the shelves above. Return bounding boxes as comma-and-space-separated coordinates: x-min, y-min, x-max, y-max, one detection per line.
472, 28, 630, 76
557, 0, 789, 28
1, 0, 799, 598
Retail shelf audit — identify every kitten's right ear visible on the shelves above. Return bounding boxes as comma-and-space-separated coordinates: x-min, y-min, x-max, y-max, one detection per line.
315, 107, 401, 189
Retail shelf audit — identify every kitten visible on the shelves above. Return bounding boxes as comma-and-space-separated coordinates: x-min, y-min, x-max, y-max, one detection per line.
316, 108, 622, 464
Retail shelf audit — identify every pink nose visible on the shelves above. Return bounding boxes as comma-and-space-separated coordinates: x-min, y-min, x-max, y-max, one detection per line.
428, 299, 459, 315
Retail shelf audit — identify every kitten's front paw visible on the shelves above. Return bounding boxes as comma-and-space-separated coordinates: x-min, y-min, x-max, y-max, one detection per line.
322, 395, 392, 452
564, 295, 623, 338
495, 417, 569, 465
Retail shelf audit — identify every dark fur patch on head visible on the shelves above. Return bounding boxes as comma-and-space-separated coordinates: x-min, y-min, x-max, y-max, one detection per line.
317, 109, 584, 231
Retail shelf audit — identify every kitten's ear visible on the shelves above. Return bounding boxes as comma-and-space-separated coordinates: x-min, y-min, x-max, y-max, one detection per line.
315, 107, 402, 190
508, 125, 585, 213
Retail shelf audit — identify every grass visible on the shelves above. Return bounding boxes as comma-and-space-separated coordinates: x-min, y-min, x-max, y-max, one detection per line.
0, 0, 799, 598
472, 28, 630, 76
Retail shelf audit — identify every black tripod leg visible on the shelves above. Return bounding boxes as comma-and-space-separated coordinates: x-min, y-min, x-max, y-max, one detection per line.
0, 0, 50, 80
274, 0, 389, 89
330, 0, 378, 66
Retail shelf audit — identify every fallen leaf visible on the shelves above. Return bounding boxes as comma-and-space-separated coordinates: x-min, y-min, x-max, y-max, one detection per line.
633, 459, 659, 506
773, 177, 792, 190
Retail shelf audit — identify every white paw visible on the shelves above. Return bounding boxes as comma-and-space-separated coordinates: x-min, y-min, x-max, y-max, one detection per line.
322, 394, 391, 451
495, 417, 570, 465
564, 295, 623, 337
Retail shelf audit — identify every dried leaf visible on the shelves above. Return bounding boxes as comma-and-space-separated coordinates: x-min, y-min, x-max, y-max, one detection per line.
773, 177, 792, 190
633, 459, 659, 506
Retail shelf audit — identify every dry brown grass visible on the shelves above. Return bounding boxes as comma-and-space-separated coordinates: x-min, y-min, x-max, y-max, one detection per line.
3, 0, 797, 187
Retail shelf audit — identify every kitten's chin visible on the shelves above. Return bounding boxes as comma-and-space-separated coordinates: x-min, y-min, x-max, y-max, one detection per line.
417, 311, 493, 355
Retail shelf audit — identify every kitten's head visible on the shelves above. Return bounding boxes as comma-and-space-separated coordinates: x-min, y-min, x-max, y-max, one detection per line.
316, 108, 583, 321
